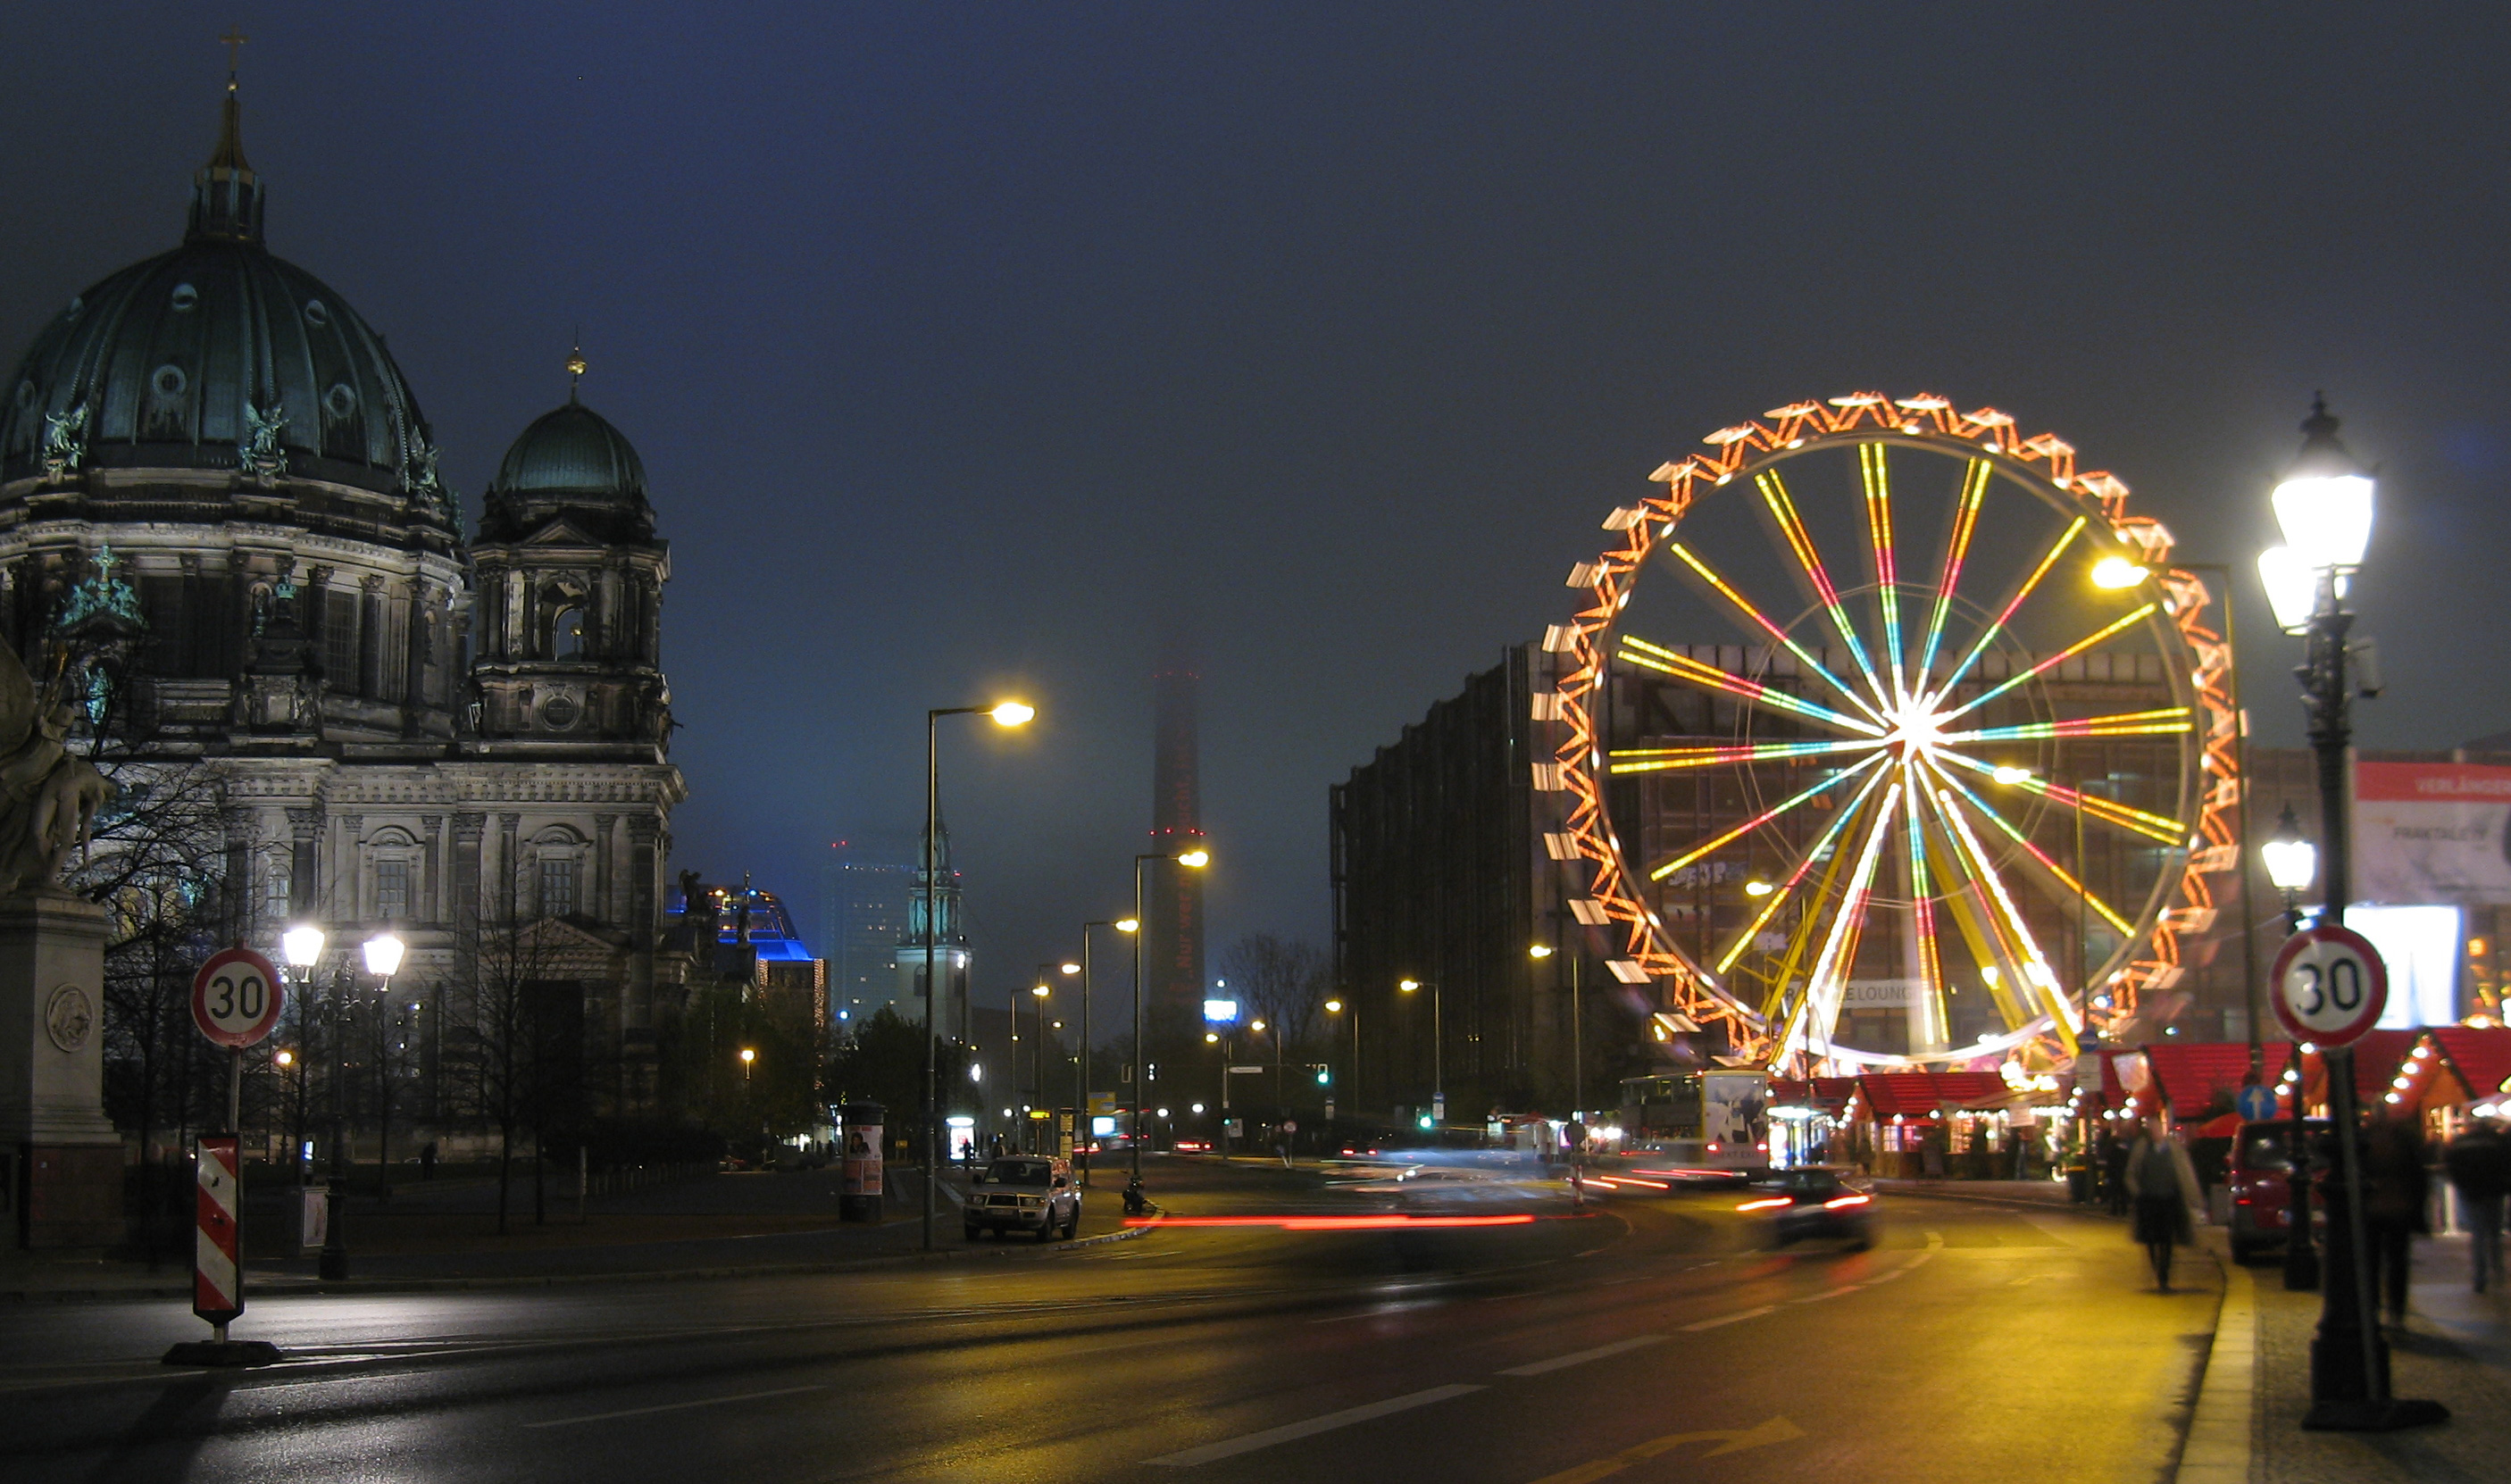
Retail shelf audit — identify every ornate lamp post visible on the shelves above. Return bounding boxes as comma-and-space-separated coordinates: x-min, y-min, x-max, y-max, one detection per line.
2256, 398, 2443, 1430
921, 699, 1033, 1251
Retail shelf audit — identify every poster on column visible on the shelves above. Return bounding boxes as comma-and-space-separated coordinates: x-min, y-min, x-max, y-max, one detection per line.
2355, 761, 2511, 905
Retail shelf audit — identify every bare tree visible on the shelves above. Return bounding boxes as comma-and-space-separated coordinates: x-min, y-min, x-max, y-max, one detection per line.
1220, 934, 1331, 1055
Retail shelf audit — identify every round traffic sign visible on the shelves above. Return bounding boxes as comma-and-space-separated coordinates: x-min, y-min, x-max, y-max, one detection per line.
2235, 1084, 2279, 1122
2269, 924, 2388, 1047
191, 947, 285, 1049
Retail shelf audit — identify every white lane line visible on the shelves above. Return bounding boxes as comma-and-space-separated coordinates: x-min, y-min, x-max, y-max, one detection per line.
1146, 1384, 1485, 1466
1789, 1287, 1859, 1304
1497, 1334, 1667, 1376
1679, 1305, 1776, 1331
522, 1384, 826, 1430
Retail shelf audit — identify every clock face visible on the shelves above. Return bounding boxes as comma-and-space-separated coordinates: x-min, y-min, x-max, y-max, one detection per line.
539, 690, 582, 730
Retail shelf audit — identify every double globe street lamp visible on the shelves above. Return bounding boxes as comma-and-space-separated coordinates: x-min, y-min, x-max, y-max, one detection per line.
2254, 398, 2443, 1431
281, 922, 402, 1281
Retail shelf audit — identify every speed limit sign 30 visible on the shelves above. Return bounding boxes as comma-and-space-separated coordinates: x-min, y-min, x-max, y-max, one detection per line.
191, 947, 285, 1050
2269, 924, 2389, 1047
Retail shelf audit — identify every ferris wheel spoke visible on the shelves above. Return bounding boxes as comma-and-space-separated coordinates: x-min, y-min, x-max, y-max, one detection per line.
1929, 515, 2088, 704
1934, 750, 2189, 846
1900, 762, 1949, 1047
1917, 763, 2082, 1049
1608, 738, 1875, 776
1858, 444, 1907, 705
1927, 766, 2136, 936
1619, 637, 1887, 738
1647, 752, 1889, 883
1753, 469, 1892, 711
1662, 542, 1889, 726
1932, 603, 2159, 724
1938, 706, 2194, 746
1792, 779, 1903, 1057
1711, 759, 1896, 976
1914, 457, 1992, 686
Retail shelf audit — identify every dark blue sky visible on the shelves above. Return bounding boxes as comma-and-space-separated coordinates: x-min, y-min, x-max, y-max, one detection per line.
5, 4, 2508, 1020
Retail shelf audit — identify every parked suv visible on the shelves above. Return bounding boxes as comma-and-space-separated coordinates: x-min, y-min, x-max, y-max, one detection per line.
965, 1155, 1081, 1243
2227, 1118, 2328, 1263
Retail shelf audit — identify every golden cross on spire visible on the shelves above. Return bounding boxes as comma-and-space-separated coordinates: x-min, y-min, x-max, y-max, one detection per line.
566, 332, 587, 401
221, 26, 247, 79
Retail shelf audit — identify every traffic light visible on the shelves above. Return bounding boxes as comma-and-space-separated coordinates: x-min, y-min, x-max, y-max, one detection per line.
1313, 1063, 1331, 1086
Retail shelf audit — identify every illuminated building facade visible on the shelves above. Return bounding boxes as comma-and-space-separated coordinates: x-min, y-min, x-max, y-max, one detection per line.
0, 80, 685, 1107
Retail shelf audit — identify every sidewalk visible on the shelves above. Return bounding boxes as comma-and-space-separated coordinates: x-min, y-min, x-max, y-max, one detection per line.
2179, 1233, 2511, 1483
1872, 1176, 2074, 1207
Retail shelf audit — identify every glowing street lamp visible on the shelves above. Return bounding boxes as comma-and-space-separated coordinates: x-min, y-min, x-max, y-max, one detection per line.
2090, 554, 2149, 589
921, 697, 1038, 1249
1130, 846, 1210, 1186
739, 1046, 757, 1081
1400, 979, 1444, 1127
2263, 804, 2317, 922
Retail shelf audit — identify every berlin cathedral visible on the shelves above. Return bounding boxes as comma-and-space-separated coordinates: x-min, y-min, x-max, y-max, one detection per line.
0, 79, 687, 1106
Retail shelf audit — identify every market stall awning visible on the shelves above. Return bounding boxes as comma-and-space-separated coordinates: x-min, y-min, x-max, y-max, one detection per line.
2141, 1043, 2258, 1120
1853, 1072, 2007, 1119
2426, 1026, 2511, 1105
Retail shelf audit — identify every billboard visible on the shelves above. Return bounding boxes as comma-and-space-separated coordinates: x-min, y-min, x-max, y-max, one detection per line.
2357, 761, 2511, 906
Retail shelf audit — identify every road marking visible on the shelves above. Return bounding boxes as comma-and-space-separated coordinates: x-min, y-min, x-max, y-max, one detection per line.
1789, 1286, 1858, 1303
1678, 1305, 1775, 1331
1497, 1334, 1667, 1376
1146, 1384, 1486, 1465
1526, 1414, 1805, 1482
1925, 1230, 1944, 1248
522, 1384, 826, 1429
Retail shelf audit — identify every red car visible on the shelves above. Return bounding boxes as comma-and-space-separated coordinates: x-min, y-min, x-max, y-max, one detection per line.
2227, 1118, 2328, 1263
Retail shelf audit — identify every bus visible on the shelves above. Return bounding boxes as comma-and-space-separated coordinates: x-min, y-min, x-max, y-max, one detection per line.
1617, 1069, 1770, 1175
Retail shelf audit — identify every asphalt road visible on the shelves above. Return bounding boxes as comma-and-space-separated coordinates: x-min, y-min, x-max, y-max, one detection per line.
0, 1159, 2219, 1483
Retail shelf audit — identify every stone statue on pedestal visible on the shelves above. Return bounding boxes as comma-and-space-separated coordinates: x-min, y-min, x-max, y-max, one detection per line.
0, 638, 121, 1247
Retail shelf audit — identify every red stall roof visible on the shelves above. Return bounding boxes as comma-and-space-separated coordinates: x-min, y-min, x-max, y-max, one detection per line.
2428, 1026, 2511, 1102
2141, 1043, 2258, 1119
1854, 1072, 2006, 1119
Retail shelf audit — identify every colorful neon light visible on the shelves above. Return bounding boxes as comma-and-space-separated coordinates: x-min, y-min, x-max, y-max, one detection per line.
1756, 469, 1890, 707
1664, 543, 1886, 725
1619, 637, 1883, 737
1914, 458, 1990, 684
1649, 754, 1887, 881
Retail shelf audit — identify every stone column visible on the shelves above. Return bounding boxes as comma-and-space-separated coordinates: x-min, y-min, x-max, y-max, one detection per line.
0, 892, 120, 1248
420, 814, 444, 926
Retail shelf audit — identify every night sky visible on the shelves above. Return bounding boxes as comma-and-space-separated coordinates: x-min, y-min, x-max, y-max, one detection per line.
5, 4, 2508, 1026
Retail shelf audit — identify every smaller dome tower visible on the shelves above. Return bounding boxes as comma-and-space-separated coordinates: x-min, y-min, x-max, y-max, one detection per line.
467, 357, 670, 755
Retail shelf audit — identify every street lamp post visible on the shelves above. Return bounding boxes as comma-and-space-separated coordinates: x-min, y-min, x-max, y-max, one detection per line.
1130, 849, 1208, 1189
1529, 944, 1583, 1128
362, 933, 403, 1200
922, 699, 1034, 1251
1400, 979, 1442, 1130
1079, 926, 1131, 1186
1323, 996, 1351, 1121
1030, 972, 1053, 1155
2257, 398, 2442, 1431
2264, 803, 2322, 1293
281, 925, 324, 1188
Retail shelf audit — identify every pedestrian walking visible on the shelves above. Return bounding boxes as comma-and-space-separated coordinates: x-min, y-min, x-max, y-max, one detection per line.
2362, 1116, 2430, 1323
2103, 1132, 2131, 1217
2443, 1118, 2509, 1293
2123, 1116, 2203, 1291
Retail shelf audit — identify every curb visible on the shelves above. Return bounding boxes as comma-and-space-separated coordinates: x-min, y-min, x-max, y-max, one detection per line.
2173, 1251, 2256, 1484
3, 1221, 1153, 1303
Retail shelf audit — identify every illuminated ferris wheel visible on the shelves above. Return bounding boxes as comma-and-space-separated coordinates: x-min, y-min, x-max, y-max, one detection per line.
1547, 394, 2240, 1071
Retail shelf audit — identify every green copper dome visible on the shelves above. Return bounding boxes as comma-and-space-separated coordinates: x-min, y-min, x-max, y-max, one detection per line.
489, 400, 647, 500
480, 397, 655, 544
0, 85, 450, 521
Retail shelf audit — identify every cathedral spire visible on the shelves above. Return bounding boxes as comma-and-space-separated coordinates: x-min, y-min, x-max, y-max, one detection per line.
188, 29, 265, 245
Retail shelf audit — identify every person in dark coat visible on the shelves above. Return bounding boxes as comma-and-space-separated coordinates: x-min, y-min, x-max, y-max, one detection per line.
2123, 1116, 2203, 1291
2362, 1116, 2431, 1323
2103, 1130, 2132, 1217
2444, 1119, 2510, 1293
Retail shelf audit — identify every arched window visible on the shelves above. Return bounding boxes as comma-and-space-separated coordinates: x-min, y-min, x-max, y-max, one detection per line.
530, 827, 589, 921
365, 829, 420, 922
552, 605, 586, 660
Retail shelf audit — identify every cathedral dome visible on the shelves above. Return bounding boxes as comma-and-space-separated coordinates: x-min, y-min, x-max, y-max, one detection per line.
490, 399, 647, 501
0, 86, 448, 519
480, 394, 655, 544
